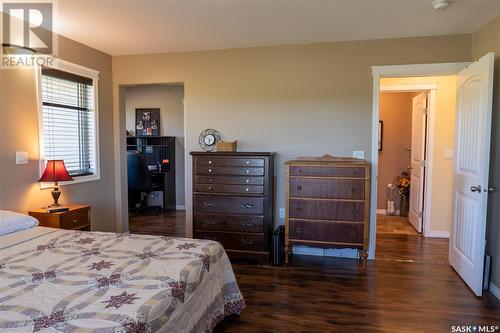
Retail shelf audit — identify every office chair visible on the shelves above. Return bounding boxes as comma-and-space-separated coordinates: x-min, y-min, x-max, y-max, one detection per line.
127, 150, 161, 215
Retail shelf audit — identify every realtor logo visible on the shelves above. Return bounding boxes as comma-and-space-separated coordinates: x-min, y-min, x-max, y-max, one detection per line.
2, 2, 53, 54
1, 1, 56, 68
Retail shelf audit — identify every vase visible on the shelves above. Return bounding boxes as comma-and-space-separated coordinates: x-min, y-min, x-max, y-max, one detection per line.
400, 195, 409, 217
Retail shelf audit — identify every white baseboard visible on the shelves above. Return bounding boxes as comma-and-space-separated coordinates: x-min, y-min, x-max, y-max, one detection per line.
425, 230, 450, 238
292, 245, 358, 259
376, 209, 400, 215
175, 205, 185, 210
489, 282, 500, 300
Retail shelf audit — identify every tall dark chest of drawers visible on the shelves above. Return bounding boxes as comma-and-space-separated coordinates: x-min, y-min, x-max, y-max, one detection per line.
191, 152, 275, 262
285, 156, 370, 268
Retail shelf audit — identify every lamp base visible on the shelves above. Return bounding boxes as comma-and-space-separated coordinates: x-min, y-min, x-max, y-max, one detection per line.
50, 186, 61, 207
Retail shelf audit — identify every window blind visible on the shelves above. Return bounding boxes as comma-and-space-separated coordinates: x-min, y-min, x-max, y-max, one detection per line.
41, 68, 96, 177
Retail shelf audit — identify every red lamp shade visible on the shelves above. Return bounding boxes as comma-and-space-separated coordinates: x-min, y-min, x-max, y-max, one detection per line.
38, 160, 73, 183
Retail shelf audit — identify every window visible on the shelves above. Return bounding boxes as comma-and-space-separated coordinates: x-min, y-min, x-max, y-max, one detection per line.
38, 61, 99, 182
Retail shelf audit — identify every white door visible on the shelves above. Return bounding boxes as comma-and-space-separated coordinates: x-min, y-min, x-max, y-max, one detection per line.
408, 93, 427, 233
450, 52, 495, 296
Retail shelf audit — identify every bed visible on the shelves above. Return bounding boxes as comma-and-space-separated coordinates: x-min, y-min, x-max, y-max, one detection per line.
0, 226, 245, 332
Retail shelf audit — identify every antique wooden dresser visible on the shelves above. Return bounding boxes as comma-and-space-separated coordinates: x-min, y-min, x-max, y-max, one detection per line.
191, 152, 275, 262
285, 155, 370, 268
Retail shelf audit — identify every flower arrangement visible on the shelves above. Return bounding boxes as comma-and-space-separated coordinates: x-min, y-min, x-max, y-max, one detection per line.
395, 172, 411, 197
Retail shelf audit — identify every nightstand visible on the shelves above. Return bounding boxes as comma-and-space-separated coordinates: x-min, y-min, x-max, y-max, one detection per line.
29, 204, 91, 231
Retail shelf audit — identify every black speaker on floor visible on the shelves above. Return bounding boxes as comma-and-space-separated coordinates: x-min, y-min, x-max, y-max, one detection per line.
272, 225, 285, 266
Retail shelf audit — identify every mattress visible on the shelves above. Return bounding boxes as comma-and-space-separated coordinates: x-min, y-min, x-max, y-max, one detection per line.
0, 227, 245, 332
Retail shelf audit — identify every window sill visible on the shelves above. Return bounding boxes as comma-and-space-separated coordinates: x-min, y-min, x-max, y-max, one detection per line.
39, 174, 100, 189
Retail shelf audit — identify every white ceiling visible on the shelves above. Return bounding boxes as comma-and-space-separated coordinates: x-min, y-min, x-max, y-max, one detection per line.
53, 0, 500, 56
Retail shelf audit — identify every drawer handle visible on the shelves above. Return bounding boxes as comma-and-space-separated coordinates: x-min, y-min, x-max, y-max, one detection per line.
245, 188, 250, 192
296, 185, 302, 191
207, 186, 213, 191
240, 238, 255, 245
246, 160, 250, 165
208, 168, 213, 173
203, 202, 215, 208
208, 160, 212, 164
208, 178, 214, 183
245, 169, 250, 174
295, 227, 302, 234
350, 230, 357, 237
240, 222, 255, 227
73, 219, 79, 224
298, 169, 303, 173
205, 220, 224, 225
241, 203, 255, 209
245, 179, 250, 183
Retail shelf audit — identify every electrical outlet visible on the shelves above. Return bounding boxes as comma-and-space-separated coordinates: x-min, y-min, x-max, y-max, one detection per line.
279, 208, 285, 219
353, 150, 365, 159
15, 151, 28, 165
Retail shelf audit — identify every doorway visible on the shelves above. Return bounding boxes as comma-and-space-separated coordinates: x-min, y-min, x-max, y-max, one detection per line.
375, 76, 457, 260
124, 83, 186, 237
376, 88, 431, 237
370, 54, 496, 297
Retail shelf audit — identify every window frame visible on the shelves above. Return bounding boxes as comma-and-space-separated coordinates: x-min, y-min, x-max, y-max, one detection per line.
36, 59, 100, 187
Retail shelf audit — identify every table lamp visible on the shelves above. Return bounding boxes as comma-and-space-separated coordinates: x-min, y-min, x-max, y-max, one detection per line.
38, 160, 73, 207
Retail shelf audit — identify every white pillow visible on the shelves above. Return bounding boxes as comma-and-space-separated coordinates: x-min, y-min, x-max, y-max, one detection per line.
0, 210, 39, 236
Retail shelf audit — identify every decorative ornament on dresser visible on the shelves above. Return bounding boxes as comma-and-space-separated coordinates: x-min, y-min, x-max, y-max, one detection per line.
190, 151, 275, 263
285, 155, 370, 270
198, 129, 221, 152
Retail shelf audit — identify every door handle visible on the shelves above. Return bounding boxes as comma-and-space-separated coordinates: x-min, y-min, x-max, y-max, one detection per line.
470, 185, 482, 193
483, 186, 496, 193
203, 202, 215, 208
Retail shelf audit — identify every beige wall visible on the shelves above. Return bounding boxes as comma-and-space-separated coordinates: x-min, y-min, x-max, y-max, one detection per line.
381, 76, 457, 235
377, 92, 413, 210
0, 34, 115, 231
112, 34, 472, 237
125, 85, 185, 206
472, 14, 500, 289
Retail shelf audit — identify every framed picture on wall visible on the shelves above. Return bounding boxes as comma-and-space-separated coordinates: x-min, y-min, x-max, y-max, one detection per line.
136, 108, 160, 136
378, 120, 383, 151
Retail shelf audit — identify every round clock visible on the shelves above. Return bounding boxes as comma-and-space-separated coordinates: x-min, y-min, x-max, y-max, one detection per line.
198, 129, 221, 151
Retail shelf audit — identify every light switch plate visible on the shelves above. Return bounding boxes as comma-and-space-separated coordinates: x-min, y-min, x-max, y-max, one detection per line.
444, 149, 455, 159
353, 150, 365, 159
15, 151, 28, 164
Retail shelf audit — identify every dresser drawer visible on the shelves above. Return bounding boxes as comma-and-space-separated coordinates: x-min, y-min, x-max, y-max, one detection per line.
194, 195, 264, 215
289, 199, 364, 222
195, 183, 264, 195
289, 166, 365, 178
60, 210, 89, 230
196, 166, 264, 176
195, 175, 265, 186
196, 231, 264, 251
194, 213, 264, 233
289, 178, 365, 199
196, 157, 265, 167
289, 220, 364, 244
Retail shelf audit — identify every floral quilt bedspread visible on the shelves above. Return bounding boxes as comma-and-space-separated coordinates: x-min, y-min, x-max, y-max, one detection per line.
0, 228, 245, 332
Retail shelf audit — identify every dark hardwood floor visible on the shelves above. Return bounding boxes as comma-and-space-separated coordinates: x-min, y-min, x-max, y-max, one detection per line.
128, 211, 499, 332
216, 234, 500, 332
128, 210, 186, 237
